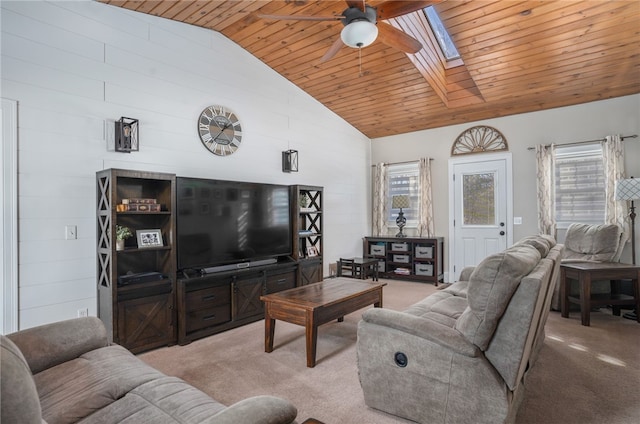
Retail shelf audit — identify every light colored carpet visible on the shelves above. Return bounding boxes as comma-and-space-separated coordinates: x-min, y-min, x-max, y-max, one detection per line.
139, 279, 640, 423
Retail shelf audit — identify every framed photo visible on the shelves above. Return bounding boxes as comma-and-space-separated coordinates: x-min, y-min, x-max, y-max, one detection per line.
136, 229, 163, 248
307, 246, 318, 257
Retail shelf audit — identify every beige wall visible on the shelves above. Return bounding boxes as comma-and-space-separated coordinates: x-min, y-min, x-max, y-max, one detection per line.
371, 94, 640, 276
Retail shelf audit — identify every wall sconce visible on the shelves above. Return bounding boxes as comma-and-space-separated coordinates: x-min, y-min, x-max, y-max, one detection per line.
115, 117, 139, 152
282, 149, 299, 173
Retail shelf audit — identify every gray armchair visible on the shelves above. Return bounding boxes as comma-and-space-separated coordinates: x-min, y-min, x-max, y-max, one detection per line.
550, 222, 627, 310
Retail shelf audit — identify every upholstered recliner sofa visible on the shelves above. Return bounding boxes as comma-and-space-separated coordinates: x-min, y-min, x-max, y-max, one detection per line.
1, 317, 297, 424
356, 235, 563, 424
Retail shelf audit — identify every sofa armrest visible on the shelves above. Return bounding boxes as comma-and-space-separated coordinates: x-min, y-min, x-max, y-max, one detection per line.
206, 395, 297, 424
459, 266, 475, 281
361, 308, 479, 357
7, 317, 109, 374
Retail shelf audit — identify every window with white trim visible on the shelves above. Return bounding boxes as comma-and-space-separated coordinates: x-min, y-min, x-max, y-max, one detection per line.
387, 163, 419, 227
554, 143, 605, 228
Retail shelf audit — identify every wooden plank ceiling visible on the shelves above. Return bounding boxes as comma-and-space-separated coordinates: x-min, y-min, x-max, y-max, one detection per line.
99, 0, 640, 139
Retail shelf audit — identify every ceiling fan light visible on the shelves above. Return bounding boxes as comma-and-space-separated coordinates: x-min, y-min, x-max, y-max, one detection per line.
340, 20, 378, 48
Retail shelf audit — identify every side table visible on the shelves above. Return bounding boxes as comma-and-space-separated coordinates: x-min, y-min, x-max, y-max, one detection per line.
560, 262, 640, 326
337, 257, 379, 281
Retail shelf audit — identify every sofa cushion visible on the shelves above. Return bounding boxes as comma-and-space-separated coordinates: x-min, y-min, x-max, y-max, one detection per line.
34, 344, 166, 424
442, 280, 469, 298
404, 291, 468, 328
0, 335, 43, 424
8, 316, 108, 374
513, 235, 553, 257
455, 244, 541, 350
77, 376, 227, 424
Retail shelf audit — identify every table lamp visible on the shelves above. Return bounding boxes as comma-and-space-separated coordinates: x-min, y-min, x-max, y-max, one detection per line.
392, 195, 410, 238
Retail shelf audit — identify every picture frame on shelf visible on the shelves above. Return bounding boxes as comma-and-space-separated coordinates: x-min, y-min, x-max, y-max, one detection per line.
136, 229, 163, 248
307, 246, 318, 257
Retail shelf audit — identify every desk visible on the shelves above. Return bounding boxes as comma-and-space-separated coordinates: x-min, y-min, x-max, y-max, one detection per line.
560, 262, 640, 326
338, 257, 379, 281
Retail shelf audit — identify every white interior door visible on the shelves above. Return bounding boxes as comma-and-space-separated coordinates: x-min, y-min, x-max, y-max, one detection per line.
449, 154, 512, 281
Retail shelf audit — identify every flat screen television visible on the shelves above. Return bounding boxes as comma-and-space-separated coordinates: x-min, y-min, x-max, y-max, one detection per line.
176, 177, 292, 272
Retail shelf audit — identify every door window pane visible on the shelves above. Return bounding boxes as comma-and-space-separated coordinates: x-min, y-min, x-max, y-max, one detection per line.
463, 172, 496, 225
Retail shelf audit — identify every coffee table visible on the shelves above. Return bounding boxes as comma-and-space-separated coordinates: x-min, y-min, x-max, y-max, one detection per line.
260, 277, 386, 367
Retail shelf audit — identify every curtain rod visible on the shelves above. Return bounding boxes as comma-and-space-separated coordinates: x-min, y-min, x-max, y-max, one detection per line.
527, 134, 637, 151
370, 158, 433, 167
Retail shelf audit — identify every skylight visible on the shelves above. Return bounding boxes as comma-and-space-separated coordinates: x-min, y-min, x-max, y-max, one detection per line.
424, 6, 460, 61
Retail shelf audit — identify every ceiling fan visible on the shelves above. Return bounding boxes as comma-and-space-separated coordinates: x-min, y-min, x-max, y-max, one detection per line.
259, 1, 440, 62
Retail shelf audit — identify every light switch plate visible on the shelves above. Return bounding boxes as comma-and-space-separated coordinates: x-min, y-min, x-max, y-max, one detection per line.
65, 225, 77, 240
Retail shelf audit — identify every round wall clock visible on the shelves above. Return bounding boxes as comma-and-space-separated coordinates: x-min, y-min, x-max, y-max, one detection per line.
198, 105, 243, 156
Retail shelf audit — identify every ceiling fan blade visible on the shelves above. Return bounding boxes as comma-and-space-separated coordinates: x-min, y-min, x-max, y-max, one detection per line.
258, 14, 344, 21
345, 1, 365, 11
320, 37, 345, 63
377, 21, 422, 54
377, 1, 441, 20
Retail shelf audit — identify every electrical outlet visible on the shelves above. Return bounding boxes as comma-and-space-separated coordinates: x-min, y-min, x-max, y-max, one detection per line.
77, 308, 89, 318
65, 225, 77, 240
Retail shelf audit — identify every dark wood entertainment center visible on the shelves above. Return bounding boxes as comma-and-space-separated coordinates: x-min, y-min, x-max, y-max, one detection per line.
97, 169, 324, 352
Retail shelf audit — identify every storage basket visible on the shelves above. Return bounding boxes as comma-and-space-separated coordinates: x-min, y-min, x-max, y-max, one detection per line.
415, 263, 433, 276
370, 244, 386, 256
391, 242, 409, 252
415, 246, 433, 259
393, 254, 410, 263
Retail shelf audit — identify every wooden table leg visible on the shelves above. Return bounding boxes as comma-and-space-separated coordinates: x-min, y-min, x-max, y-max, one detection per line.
633, 272, 640, 324
265, 311, 275, 353
374, 290, 383, 308
611, 279, 622, 316
580, 271, 591, 326
560, 267, 569, 318
305, 310, 318, 367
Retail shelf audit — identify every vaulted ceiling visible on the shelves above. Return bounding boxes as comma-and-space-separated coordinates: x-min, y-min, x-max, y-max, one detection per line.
99, 1, 640, 139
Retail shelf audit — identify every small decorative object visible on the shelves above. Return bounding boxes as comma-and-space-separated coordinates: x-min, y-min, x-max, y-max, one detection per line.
117, 198, 162, 212
299, 193, 309, 209
115, 225, 133, 251
392, 195, 410, 238
198, 105, 242, 156
307, 246, 319, 257
115, 117, 139, 152
136, 229, 163, 248
451, 125, 508, 155
282, 149, 299, 172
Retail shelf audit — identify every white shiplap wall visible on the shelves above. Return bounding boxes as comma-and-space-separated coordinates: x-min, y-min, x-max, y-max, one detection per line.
1, 0, 371, 330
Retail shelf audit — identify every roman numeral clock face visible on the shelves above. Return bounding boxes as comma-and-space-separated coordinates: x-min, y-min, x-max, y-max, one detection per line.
198, 105, 243, 156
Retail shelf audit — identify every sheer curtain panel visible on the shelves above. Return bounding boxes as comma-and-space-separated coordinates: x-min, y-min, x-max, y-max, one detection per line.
602, 135, 628, 237
536, 144, 556, 236
372, 163, 387, 236
417, 158, 435, 237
